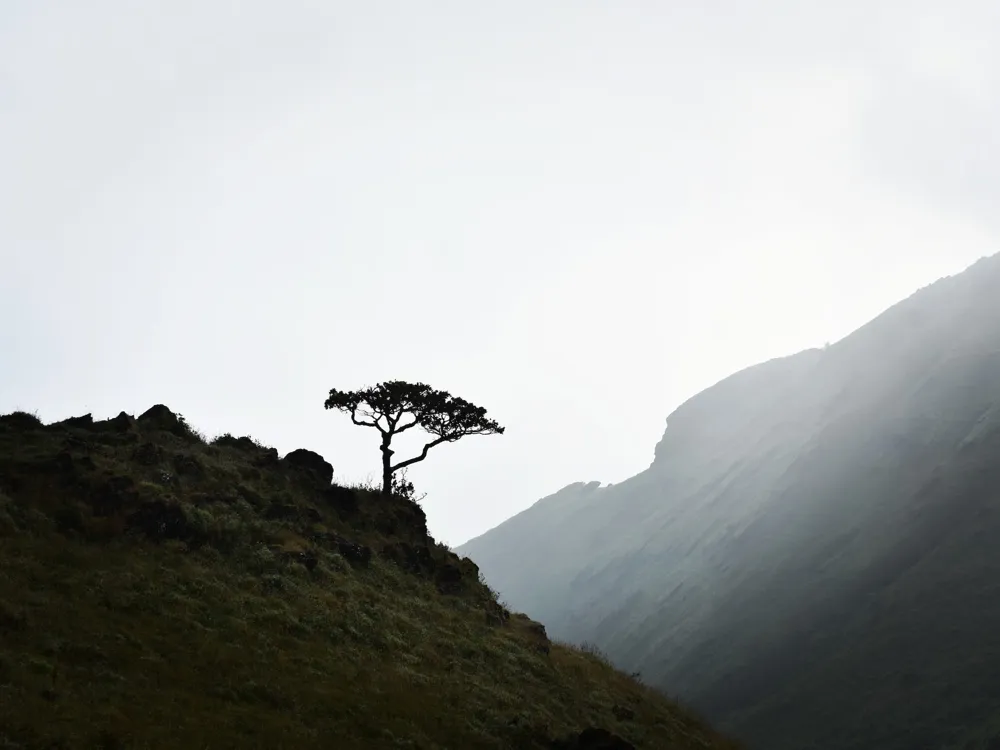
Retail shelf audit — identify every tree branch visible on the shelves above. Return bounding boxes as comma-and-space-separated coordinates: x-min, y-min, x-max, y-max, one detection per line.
395, 416, 421, 434
350, 405, 381, 431
390, 434, 452, 473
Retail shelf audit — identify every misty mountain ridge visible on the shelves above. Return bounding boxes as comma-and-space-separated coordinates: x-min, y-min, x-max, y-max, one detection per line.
459, 252, 1000, 750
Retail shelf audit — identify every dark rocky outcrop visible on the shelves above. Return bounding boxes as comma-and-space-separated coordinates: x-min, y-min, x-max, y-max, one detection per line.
372, 496, 429, 541
50, 414, 94, 430
213, 434, 263, 452
281, 448, 333, 487
96, 411, 136, 433
0, 411, 43, 431
137, 405, 197, 441
380, 541, 483, 597
137, 404, 180, 430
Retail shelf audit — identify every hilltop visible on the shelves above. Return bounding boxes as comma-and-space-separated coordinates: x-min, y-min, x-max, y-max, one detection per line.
0, 405, 741, 750
460, 253, 1000, 750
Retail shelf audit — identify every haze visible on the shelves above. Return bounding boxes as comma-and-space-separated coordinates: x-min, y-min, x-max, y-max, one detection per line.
2, 2, 997, 546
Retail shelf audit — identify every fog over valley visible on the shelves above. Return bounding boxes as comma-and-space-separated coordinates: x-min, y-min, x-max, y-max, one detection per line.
3, 3, 1000, 749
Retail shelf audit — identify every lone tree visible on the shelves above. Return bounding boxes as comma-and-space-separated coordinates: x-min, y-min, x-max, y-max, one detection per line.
324, 380, 505, 496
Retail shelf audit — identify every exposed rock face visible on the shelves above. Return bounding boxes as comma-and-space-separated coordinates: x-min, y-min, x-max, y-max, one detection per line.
50, 414, 93, 430
213, 434, 264, 453
281, 448, 334, 486
97, 411, 136, 433
380, 540, 483, 596
137, 405, 182, 433
0, 412, 42, 431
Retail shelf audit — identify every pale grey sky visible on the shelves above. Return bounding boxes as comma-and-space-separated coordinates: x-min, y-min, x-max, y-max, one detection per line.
2, 2, 997, 545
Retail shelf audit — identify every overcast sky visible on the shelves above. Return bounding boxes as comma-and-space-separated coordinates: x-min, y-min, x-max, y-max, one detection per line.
2, 2, 998, 545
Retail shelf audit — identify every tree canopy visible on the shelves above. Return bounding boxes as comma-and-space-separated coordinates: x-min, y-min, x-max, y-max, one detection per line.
324, 381, 504, 495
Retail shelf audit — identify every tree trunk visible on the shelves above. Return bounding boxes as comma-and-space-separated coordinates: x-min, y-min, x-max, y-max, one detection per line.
380, 435, 394, 495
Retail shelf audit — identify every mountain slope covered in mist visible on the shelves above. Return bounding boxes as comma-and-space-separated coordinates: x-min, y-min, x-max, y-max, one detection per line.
459, 253, 1000, 750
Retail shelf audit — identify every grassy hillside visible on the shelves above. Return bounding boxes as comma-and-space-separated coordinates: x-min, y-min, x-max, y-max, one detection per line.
459, 252, 1000, 750
0, 406, 741, 750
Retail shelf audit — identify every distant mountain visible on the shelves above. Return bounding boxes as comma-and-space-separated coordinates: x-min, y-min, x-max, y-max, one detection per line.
458, 253, 1000, 750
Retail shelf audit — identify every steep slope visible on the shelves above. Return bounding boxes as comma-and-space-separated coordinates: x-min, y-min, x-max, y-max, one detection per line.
459, 253, 1000, 750
0, 407, 742, 750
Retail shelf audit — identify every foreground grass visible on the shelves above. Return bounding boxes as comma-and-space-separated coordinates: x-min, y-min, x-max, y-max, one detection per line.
0, 407, 741, 749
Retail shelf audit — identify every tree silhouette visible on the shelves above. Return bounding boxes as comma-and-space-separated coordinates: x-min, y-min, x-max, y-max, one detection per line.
324, 381, 504, 496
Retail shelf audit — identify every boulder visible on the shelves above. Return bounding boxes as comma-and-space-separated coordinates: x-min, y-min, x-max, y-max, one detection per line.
281, 449, 334, 486
213, 434, 259, 452
96, 411, 136, 433
137, 405, 194, 439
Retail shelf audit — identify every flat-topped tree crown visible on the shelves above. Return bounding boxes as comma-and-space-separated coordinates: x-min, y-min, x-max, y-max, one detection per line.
324, 380, 504, 495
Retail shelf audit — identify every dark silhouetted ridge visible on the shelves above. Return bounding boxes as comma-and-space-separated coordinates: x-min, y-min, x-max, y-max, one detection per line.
0, 406, 741, 750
